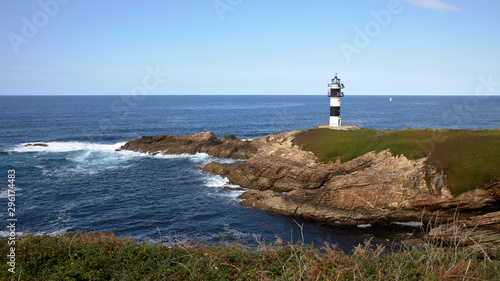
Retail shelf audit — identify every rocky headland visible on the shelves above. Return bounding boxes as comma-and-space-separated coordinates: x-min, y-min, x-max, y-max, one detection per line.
121, 129, 500, 255
120, 132, 257, 159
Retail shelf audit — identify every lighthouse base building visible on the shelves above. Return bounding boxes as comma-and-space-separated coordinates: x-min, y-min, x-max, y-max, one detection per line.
327, 74, 345, 127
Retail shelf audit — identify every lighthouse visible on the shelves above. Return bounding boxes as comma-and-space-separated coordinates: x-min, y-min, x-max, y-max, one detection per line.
327, 74, 345, 127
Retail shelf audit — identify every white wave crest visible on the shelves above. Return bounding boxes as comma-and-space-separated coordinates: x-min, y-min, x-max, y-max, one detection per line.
121, 151, 214, 165
203, 175, 245, 201
10, 141, 133, 176
12, 142, 126, 153
154, 152, 212, 162
13, 141, 244, 164
127, 151, 243, 166
10, 141, 243, 178
205, 175, 231, 188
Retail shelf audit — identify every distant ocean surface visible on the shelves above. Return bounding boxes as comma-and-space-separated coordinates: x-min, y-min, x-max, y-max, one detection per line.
1, 95, 499, 252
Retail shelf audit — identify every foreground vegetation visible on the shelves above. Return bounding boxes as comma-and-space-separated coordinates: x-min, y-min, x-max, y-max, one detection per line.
292, 128, 500, 196
1, 231, 499, 280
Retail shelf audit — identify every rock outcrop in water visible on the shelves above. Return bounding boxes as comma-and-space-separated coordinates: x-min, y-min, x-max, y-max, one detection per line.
24, 143, 48, 147
121, 131, 500, 228
120, 132, 258, 159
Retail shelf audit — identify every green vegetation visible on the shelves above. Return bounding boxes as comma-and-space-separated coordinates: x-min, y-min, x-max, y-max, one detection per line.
292, 128, 500, 196
1, 231, 499, 280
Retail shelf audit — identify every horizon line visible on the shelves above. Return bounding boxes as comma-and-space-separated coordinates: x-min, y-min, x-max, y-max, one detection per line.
2, 94, 499, 97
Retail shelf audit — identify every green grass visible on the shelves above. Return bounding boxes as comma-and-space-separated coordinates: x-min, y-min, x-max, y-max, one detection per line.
292, 128, 500, 196
1, 231, 499, 280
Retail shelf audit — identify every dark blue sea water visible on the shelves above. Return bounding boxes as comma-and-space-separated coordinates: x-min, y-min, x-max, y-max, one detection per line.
1, 95, 499, 252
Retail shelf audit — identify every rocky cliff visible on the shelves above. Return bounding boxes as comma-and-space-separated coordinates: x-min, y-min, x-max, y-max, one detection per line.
426, 211, 500, 257
121, 130, 500, 227
202, 131, 500, 226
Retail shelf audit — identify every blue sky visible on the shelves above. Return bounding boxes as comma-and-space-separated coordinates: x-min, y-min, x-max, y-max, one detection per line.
1, 0, 499, 95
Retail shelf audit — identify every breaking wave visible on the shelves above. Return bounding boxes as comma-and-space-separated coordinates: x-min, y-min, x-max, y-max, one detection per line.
8, 141, 244, 178
203, 175, 246, 201
11, 141, 126, 153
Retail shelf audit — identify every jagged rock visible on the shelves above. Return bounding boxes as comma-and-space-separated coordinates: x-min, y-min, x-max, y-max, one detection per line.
122, 130, 500, 228
202, 145, 336, 192
204, 132, 500, 225
427, 211, 500, 258
24, 143, 48, 147
120, 132, 258, 159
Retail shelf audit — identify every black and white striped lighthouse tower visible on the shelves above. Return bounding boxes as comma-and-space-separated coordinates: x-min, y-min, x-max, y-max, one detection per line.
327, 74, 345, 127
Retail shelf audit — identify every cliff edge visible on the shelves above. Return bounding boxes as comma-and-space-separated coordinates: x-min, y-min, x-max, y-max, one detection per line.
121, 128, 500, 255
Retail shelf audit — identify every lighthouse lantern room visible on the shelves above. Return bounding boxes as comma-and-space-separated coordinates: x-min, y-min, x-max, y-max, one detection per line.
327, 74, 345, 127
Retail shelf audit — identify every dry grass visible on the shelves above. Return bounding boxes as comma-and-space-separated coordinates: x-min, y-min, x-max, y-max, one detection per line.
1, 225, 499, 280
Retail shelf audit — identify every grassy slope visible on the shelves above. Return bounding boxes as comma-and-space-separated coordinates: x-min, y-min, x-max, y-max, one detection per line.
1, 232, 499, 280
292, 128, 500, 196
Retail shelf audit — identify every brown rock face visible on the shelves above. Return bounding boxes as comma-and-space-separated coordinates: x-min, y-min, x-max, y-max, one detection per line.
202, 131, 500, 225
202, 145, 335, 192
122, 130, 499, 228
427, 210, 500, 258
120, 132, 258, 159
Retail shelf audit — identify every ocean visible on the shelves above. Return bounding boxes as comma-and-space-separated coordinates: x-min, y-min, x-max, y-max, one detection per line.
1, 95, 499, 252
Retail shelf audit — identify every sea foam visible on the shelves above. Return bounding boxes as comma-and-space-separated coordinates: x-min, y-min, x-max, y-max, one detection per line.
11, 141, 243, 179
12, 141, 126, 153
203, 175, 245, 201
